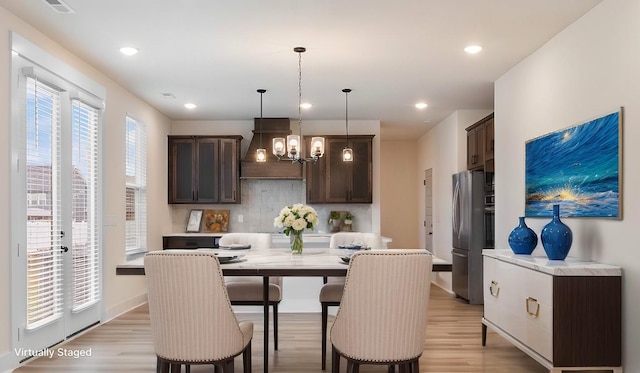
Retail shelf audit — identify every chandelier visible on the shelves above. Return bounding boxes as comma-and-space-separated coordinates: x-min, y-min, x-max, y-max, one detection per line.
273, 47, 325, 163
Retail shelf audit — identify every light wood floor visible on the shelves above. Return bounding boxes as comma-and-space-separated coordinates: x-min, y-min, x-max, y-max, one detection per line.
15, 285, 547, 372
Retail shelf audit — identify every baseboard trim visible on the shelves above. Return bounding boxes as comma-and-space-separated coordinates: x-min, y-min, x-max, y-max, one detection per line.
103, 293, 148, 323
0, 349, 18, 373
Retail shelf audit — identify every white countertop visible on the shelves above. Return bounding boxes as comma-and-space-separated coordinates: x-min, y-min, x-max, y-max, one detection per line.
483, 249, 621, 276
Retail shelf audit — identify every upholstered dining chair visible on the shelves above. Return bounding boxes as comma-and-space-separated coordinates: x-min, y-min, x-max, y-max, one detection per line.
218, 233, 283, 350
319, 232, 386, 370
144, 250, 253, 373
330, 250, 433, 373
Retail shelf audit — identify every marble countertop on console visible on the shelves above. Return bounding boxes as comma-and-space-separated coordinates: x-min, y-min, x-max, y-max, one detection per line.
483, 249, 621, 276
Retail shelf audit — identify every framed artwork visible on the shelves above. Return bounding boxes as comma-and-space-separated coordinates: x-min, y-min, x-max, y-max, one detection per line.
525, 108, 622, 218
186, 209, 203, 232
203, 209, 230, 233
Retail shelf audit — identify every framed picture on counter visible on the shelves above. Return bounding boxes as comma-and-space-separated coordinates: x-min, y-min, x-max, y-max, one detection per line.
186, 209, 203, 232
203, 209, 230, 233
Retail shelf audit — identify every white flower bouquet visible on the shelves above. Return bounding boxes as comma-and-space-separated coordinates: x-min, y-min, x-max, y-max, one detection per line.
273, 203, 319, 236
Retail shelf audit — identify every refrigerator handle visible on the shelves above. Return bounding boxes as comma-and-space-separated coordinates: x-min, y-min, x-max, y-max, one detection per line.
452, 180, 460, 237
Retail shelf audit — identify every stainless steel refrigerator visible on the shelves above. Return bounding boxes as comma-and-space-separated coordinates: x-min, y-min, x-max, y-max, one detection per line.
452, 170, 485, 304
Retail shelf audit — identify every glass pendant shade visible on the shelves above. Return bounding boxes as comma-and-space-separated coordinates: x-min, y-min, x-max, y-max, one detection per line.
256, 148, 267, 162
273, 137, 286, 157
342, 147, 354, 162
287, 134, 300, 160
310, 137, 325, 158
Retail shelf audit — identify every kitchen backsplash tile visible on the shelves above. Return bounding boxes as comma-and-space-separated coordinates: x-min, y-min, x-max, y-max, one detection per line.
170, 179, 372, 234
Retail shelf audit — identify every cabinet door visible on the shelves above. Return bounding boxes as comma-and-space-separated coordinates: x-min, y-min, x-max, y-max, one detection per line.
195, 138, 219, 203
466, 130, 477, 170
484, 117, 494, 161
349, 138, 373, 203
305, 138, 326, 203
325, 138, 350, 202
476, 124, 486, 166
169, 138, 196, 203
218, 138, 239, 203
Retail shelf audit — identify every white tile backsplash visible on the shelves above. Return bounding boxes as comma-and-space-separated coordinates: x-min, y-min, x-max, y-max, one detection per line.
170, 179, 372, 234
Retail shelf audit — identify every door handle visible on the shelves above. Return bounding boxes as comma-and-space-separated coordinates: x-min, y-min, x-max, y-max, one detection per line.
61, 246, 69, 253
451, 252, 466, 258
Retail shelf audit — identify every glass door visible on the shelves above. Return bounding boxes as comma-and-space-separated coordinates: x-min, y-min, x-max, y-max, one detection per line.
12, 56, 102, 359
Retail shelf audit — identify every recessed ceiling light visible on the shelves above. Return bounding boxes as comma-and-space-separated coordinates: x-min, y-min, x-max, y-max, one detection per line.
415, 102, 428, 109
300, 103, 312, 109
120, 46, 139, 56
184, 103, 197, 109
464, 45, 482, 54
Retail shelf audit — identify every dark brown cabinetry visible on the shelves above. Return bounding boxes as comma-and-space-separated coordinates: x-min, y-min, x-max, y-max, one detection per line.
163, 235, 221, 249
168, 136, 242, 204
484, 116, 494, 161
306, 135, 373, 204
466, 113, 494, 170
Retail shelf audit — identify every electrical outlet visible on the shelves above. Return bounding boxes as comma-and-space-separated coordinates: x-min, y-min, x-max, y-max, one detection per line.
238, 215, 243, 223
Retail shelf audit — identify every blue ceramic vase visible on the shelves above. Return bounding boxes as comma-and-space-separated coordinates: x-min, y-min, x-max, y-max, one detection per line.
541, 204, 573, 260
508, 216, 537, 255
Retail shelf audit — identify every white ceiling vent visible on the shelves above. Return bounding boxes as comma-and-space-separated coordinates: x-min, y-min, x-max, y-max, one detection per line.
42, 0, 75, 13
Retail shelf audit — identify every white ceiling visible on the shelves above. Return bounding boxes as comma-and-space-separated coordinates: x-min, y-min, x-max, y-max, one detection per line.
0, 0, 601, 140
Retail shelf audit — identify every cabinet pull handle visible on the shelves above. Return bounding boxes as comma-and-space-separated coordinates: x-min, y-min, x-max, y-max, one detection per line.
525, 297, 540, 318
489, 280, 500, 297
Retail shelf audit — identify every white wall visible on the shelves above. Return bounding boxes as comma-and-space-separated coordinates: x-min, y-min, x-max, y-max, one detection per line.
0, 6, 172, 371
417, 110, 492, 291
380, 140, 418, 249
495, 0, 638, 369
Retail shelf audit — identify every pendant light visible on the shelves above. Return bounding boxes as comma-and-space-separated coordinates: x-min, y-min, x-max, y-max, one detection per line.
273, 47, 324, 163
256, 89, 267, 162
342, 88, 354, 162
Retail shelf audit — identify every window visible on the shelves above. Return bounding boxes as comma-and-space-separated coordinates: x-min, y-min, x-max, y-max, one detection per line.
125, 116, 147, 255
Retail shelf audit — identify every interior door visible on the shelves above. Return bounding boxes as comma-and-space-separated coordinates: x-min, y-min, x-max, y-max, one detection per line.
424, 169, 433, 252
12, 59, 102, 358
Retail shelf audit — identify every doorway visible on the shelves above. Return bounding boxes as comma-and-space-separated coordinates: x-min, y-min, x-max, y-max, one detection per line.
11, 38, 103, 359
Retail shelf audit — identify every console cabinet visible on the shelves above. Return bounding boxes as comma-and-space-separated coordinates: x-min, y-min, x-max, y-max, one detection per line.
482, 250, 622, 373
168, 136, 241, 204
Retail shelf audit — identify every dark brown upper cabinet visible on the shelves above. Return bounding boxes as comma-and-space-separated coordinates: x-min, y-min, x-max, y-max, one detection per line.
466, 113, 494, 170
306, 135, 374, 204
168, 136, 242, 204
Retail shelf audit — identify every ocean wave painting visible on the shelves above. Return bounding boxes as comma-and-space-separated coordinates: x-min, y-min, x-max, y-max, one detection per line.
525, 109, 622, 218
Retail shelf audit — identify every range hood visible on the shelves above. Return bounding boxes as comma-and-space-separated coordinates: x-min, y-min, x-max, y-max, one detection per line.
241, 118, 303, 179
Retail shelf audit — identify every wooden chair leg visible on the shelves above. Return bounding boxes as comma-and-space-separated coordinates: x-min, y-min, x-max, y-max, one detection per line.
157, 359, 169, 373
222, 359, 234, 373
185, 364, 191, 373
273, 303, 279, 351
243, 341, 252, 373
321, 302, 328, 370
412, 358, 419, 373
331, 345, 340, 373
387, 364, 396, 373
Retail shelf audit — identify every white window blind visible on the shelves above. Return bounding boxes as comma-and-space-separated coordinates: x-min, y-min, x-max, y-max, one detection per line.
25, 77, 64, 329
125, 116, 147, 254
70, 99, 100, 311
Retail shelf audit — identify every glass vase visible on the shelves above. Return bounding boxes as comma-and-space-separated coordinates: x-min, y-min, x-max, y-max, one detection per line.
290, 230, 303, 255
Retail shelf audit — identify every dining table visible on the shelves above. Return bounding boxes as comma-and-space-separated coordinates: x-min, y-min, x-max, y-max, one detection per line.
117, 248, 452, 373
